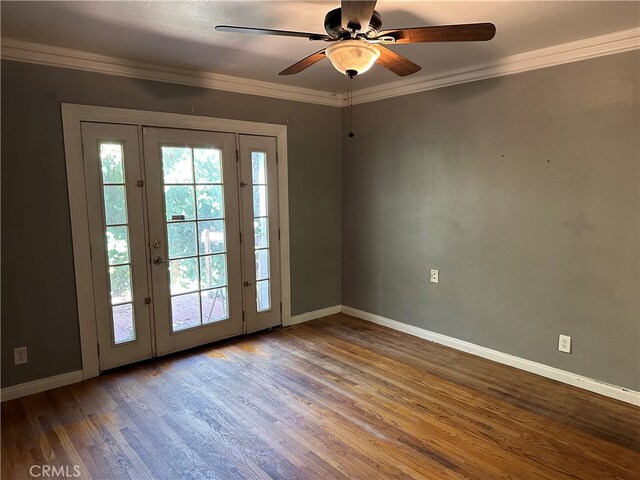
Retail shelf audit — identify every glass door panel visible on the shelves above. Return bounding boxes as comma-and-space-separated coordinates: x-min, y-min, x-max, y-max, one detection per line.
81, 122, 153, 370
161, 145, 230, 331
252, 152, 272, 312
239, 135, 281, 333
144, 128, 242, 355
100, 144, 136, 343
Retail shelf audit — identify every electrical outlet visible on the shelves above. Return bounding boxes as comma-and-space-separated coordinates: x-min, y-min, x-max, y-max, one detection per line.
430, 269, 439, 283
558, 334, 571, 353
14, 346, 28, 365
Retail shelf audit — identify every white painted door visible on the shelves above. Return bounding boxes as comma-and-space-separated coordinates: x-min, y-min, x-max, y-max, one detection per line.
143, 127, 244, 355
81, 123, 153, 369
82, 124, 282, 370
239, 135, 281, 332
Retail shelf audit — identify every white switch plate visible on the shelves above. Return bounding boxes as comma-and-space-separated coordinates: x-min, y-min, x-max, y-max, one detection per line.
430, 269, 439, 283
558, 334, 571, 353
14, 346, 28, 365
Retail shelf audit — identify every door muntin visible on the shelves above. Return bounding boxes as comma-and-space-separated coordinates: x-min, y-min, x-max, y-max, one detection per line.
144, 129, 243, 355
160, 144, 231, 332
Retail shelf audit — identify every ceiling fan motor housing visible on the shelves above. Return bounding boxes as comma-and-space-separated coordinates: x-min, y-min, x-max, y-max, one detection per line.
324, 8, 383, 38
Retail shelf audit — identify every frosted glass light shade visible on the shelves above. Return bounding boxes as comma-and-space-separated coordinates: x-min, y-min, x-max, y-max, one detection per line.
325, 39, 380, 75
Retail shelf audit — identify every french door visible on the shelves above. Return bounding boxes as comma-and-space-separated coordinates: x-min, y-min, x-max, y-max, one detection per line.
81, 122, 280, 370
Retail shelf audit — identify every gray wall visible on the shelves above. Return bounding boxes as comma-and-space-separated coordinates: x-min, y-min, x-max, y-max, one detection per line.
342, 51, 640, 390
1, 60, 341, 387
3, 51, 638, 391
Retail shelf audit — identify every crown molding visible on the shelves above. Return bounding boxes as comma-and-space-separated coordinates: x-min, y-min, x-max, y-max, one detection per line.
351, 27, 640, 105
2, 27, 638, 108
0, 37, 344, 107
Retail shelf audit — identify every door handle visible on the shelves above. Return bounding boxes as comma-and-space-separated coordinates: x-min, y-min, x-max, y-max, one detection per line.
152, 256, 166, 265
243, 281, 252, 287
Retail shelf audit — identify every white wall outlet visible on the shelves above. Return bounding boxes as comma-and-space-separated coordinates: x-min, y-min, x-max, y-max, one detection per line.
430, 269, 439, 283
558, 334, 571, 353
14, 346, 28, 365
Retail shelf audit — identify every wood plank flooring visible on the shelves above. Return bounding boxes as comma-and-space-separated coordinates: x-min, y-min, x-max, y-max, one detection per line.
2, 314, 639, 479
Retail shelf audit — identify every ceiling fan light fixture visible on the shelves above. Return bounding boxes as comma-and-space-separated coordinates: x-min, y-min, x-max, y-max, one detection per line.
325, 38, 380, 76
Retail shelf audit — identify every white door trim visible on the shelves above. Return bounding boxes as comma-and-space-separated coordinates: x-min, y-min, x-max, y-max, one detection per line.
61, 103, 291, 380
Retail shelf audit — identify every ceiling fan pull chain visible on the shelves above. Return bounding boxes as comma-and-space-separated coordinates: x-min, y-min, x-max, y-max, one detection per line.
348, 74, 355, 138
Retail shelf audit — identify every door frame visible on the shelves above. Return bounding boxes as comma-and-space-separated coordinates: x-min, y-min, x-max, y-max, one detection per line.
61, 103, 292, 380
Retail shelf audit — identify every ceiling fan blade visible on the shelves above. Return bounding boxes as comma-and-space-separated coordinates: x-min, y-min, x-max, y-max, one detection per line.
376, 45, 421, 77
279, 49, 327, 75
215, 25, 332, 41
341, 1, 377, 32
377, 23, 496, 44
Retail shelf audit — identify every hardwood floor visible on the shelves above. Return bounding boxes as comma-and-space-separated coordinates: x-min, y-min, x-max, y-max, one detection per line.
2, 314, 639, 479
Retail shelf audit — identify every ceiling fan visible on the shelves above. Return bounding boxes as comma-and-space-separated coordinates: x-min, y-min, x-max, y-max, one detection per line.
215, 1, 496, 78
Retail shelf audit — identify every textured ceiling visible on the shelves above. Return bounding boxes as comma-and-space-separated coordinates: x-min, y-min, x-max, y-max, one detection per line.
2, 1, 639, 92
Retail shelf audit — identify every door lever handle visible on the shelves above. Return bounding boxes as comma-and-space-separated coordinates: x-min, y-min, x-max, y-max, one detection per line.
243, 281, 252, 287
152, 256, 166, 265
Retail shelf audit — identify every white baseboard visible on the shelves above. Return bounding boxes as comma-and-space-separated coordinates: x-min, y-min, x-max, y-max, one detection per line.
0, 306, 334, 401
341, 306, 640, 407
285, 305, 342, 326
5, 308, 636, 406
1, 370, 84, 402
